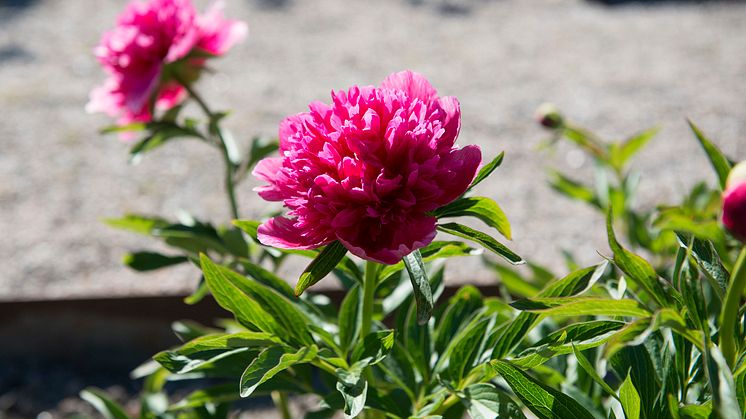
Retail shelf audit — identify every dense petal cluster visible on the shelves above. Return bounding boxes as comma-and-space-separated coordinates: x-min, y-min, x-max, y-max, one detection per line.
86, 0, 246, 125
254, 71, 482, 264
723, 161, 746, 242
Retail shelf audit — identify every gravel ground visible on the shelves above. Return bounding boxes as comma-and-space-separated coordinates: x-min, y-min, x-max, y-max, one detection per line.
2, 0, 746, 301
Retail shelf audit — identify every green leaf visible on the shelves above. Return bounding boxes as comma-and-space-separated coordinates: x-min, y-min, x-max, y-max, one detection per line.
548, 171, 600, 208
490, 360, 595, 419
155, 221, 230, 255
352, 330, 395, 365
296, 241, 348, 296
339, 285, 362, 352
610, 127, 658, 170
703, 344, 743, 419
336, 362, 369, 418
379, 241, 480, 286
491, 264, 606, 359
459, 383, 526, 419
200, 254, 313, 347
487, 261, 541, 297
246, 136, 279, 171
511, 297, 651, 318
437, 222, 523, 265
655, 210, 725, 244
676, 233, 727, 299
609, 345, 662, 419
233, 220, 260, 241
169, 384, 239, 410
128, 122, 203, 164
466, 152, 504, 193
200, 257, 279, 333
162, 332, 279, 357
103, 214, 168, 235
122, 251, 187, 271
651, 309, 704, 352
510, 321, 625, 369
440, 318, 491, 381
240, 345, 318, 397
687, 119, 732, 190
619, 372, 641, 419
572, 345, 617, 397
154, 332, 274, 375
432, 196, 512, 240
602, 318, 652, 359
80, 388, 129, 419
100, 122, 147, 134
403, 250, 434, 325
607, 211, 671, 307
238, 259, 296, 299
677, 403, 712, 419
434, 286, 484, 355
183, 278, 209, 305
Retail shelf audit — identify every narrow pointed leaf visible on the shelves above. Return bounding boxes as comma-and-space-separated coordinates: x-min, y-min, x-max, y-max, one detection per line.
296, 241, 348, 296
490, 360, 595, 419
704, 344, 742, 419
352, 330, 395, 365
467, 152, 504, 192
403, 250, 433, 325
511, 297, 651, 318
572, 345, 617, 397
437, 222, 523, 264
80, 388, 129, 419
432, 196, 512, 239
459, 383, 526, 419
200, 254, 313, 347
123, 251, 187, 271
240, 345, 318, 397
687, 119, 731, 189
607, 211, 671, 307
619, 372, 641, 419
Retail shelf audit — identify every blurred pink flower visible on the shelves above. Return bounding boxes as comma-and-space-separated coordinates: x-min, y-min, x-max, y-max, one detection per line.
86, 0, 247, 126
723, 161, 746, 242
254, 71, 482, 264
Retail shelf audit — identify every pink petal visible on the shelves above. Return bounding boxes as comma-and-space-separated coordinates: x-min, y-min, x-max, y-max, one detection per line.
337, 215, 437, 265
257, 216, 331, 249
437, 96, 461, 149
380, 70, 438, 104
723, 182, 746, 241
197, 1, 248, 55
252, 158, 285, 201
434, 145, 482, 205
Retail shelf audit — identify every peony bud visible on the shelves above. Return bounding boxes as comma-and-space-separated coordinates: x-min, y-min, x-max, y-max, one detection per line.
722, 161, 746, 242
535, 103, 564, 129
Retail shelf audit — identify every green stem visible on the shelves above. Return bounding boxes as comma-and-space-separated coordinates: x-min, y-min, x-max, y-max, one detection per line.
181, 81, 240, 220
360, 262, 380, 419
361, 261, 379, 339
271, 391, 292, 419
720, 246, 746, 368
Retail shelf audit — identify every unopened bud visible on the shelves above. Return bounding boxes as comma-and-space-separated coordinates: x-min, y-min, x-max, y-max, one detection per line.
535, 103, 564, 129
723, 161, 746, 242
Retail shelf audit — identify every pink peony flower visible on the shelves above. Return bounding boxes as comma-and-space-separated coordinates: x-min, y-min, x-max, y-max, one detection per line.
253, 71, 482, 264
86, 0, 247, 126
723, 161, 746, 242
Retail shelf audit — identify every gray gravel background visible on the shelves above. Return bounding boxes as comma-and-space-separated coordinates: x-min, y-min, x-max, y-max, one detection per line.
2, 0, 746, 301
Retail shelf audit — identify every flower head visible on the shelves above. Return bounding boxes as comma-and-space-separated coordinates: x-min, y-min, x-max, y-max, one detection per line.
723, 161, 746, 242
86, 0, 247, 126
254, 71, 482, 264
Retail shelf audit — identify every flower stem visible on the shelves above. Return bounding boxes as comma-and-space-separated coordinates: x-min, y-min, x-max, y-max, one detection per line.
181, 81, 240, 220
361, 261, 379, 339
271, 391, 292, 419
719, 246, 746, 368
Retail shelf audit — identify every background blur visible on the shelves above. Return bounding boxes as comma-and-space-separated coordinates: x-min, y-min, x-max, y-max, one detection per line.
1, 0, 746, 416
